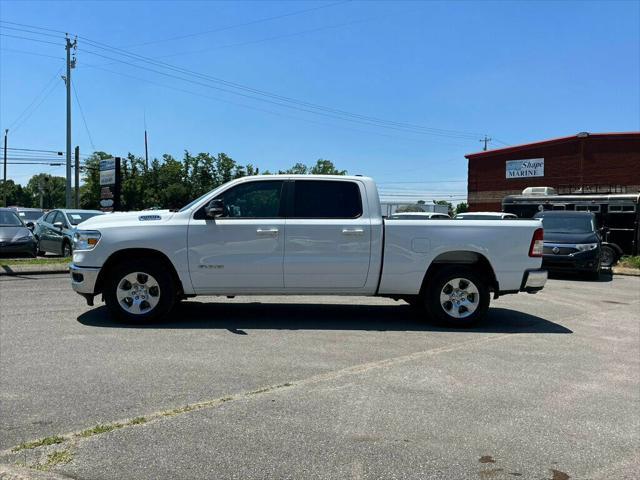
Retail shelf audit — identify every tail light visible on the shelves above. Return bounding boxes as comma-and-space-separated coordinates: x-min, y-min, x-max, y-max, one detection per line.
529, 228, 544, 257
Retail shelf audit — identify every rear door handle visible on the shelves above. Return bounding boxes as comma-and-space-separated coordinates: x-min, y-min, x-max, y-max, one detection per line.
256, 228, 279, 236
342, 228, 364, 235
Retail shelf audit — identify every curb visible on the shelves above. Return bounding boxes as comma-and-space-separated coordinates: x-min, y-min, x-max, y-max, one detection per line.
0, 464, 73, 480
612, 266, 640, 277
0, 264, 69, 276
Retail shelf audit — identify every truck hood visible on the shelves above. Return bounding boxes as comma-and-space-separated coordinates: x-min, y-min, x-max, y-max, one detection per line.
543, 231, 599, 244
77, 210, 175, 229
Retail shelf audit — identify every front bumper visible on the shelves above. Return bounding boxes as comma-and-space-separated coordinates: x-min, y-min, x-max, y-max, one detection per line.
70, 264, 101, 295
520, 269, 547, 293
541, 248, 600, 273
0, 239, 36, 256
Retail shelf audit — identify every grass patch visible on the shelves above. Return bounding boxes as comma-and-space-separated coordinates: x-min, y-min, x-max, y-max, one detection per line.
30, 449, 74, 472
161, 405, 196, 417
77, 423, 123, 438
0, 257, 70, 266
127, 416, 147, 425
12, 435, 65, 452
619, 256, 640, 269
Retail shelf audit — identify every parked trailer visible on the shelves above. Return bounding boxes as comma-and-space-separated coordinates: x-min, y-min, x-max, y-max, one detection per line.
502, 192, 640, 265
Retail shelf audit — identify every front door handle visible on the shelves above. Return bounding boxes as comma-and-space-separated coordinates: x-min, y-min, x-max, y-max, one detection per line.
342, 228, 364, 235
256, 228, 279, 236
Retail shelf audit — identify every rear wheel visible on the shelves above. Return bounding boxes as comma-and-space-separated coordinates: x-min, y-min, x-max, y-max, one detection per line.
424, 266, 490, 328
104, 260, 176, 323
600, 245, 618, 268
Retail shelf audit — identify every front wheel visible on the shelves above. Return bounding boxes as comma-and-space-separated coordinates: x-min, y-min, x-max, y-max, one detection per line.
424, 266, 490, 328
104, 260, 176, 323
35, 238, 45, 256
62, 241, 72, 258
600, 245, 618, 268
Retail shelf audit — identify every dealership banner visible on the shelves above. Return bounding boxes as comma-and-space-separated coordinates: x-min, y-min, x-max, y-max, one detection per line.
99, 157, 121, 212
506, 158, 544, 179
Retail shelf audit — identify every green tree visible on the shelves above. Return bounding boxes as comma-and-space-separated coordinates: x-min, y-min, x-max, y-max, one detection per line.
280, 159, 346, 175
24, 174, 66, 209
0, 180, 31, 207
454, 202, 469, 215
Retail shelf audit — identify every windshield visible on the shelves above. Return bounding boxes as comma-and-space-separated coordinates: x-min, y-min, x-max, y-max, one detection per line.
67, 212, 104, 225
17, 211, 43, 222
539, 216, 594, 233
0, 211, 24, 227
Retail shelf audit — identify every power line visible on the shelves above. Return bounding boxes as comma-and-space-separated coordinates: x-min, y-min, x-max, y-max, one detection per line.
80, 45, 480, 140
81, 63, 472, 148
71, 79, 96, 150
0, 32, 63, 46
0, 24, 65, 39
7, 147, 65, 154
75, 36, 483, 139
0, 20, 67, 35
124, 0, 352, 48
8, 68, 63, 133
3, 21, 497, 143
0, 47, 64, 60
155, 17, 376, 61
3, 21, 490, 142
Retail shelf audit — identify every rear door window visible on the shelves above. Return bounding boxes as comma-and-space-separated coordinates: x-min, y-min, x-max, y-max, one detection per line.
292, 181, 362, 218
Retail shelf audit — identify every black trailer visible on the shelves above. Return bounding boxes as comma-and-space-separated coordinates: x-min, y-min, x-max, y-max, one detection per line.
502, 192, 639, 265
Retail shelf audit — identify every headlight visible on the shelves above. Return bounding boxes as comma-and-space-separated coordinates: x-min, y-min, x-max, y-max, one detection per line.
73, 230, 101, 250
14, 235, 33, 243
576, 243, 598, 252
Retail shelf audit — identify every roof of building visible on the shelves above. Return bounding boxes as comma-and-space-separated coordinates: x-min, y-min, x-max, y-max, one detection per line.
465, 132, 640, 160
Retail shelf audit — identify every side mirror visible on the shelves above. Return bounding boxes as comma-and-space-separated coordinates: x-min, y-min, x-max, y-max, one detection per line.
205, 199, 225, 218
53, 221, 64, 229
26, 222, 35, 230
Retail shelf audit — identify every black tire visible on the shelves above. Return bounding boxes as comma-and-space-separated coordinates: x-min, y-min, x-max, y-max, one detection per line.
586, 270, 601, 281
61, 240, 72, 258
423, 266, 490, 328
35, 238, 45, 256
600, 245, 618, 268
104, 260, 176, 323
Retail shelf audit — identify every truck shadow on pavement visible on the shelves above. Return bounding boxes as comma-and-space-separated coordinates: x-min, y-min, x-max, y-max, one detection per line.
78, 303, 572, 334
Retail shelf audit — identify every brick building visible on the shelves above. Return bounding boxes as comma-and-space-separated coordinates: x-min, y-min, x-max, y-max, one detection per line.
465, 132, 640, 211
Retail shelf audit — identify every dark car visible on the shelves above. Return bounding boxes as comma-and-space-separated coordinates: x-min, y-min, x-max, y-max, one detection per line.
0, 208, 37, 257
533, 211, 601, 278
34, 209, 104, 256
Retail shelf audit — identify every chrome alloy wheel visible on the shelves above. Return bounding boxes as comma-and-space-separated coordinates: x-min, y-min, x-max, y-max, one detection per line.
116, 272, 161, 315
439, 277, 480, 319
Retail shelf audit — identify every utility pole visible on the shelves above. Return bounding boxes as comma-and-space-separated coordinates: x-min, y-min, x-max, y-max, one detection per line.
64, 35, 77, 208
480, 135, 492, 151
2, 129, 7, 207
144, 110, 149, 169
74, 146, 80, 208
144, 130, 149, 170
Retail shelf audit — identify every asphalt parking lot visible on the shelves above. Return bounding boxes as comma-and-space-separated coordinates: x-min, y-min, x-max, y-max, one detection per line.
0, 273, 638, 479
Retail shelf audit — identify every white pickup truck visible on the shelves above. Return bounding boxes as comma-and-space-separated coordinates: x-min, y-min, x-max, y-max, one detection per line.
70, 175, 547, 327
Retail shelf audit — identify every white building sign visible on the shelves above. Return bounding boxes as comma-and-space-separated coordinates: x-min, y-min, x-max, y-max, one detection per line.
99, 158, 116, 186
506, 158, 544, 179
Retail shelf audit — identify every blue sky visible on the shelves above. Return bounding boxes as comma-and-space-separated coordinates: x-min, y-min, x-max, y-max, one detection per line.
0, 0, 638, 203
